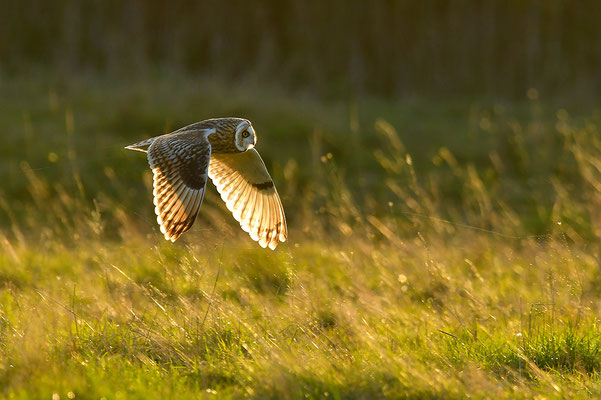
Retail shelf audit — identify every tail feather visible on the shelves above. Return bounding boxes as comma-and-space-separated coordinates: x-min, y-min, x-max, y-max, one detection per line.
125, 137, 156, 153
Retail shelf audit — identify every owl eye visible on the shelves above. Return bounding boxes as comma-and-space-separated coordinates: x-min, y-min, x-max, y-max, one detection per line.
242, 131, 250, 138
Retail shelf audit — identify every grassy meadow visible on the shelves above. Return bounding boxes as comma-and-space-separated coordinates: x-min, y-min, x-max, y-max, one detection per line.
3, 74, 601, 399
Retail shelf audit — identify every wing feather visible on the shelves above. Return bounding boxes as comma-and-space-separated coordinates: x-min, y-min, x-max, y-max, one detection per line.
171, 189, 199, 239
167, 187, 193, 223
239, 187, 257, 226
208, 149, 287, 249
147, 133, 211, 242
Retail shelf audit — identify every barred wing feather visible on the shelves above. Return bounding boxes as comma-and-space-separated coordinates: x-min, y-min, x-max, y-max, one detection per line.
147, 134, 211, 242
209, 149, 287, 250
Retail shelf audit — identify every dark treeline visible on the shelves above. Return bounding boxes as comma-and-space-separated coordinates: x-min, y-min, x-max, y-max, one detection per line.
2, 0, 601, 98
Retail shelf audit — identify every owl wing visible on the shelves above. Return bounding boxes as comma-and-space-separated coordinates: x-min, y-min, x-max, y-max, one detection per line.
147, 133, 211, 242
208, 149, 287, 250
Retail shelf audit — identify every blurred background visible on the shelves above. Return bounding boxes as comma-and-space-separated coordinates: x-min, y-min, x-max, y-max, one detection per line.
1, 1, 601, 242
3, 1, 601, 98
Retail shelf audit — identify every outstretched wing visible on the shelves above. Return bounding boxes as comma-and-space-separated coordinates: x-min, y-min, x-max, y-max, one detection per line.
147, 133, 211, 241
209, 149, 287, 250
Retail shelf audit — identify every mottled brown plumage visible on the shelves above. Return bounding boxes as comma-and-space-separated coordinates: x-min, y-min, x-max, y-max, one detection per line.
125, 117, 287, 249
176, 118, 242, 153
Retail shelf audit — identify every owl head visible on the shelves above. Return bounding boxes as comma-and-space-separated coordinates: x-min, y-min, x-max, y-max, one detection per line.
234, 120, 257, 152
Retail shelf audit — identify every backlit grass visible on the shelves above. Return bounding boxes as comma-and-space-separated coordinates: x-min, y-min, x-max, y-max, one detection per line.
1, 74, 601, 398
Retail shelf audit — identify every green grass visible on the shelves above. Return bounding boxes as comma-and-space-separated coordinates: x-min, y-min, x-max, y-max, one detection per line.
2, 74, 601, 398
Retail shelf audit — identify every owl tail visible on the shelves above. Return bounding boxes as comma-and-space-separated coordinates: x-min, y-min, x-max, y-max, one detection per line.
125, 137, 156, 153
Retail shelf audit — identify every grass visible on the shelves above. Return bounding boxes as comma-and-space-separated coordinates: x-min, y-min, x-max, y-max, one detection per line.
2, 73, 601, 398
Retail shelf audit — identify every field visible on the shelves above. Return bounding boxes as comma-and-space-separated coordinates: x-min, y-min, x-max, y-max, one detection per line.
2, 74, 601, 399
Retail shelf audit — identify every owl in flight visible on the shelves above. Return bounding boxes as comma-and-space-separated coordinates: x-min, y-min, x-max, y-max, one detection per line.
125, 118, 287, 250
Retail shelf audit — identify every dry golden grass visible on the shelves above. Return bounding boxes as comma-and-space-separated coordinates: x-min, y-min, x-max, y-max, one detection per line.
1, 75, 601, 398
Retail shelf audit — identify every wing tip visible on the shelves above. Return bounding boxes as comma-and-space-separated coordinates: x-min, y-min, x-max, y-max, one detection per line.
125, 138, 154, 152
163, 233, 178, 242
125, 144, 149, 153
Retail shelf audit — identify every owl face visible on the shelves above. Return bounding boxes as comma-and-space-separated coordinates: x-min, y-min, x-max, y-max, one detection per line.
234, 120, 257, 152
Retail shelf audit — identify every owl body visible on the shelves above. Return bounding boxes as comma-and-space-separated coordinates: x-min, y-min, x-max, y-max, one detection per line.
126, 117, 287, 249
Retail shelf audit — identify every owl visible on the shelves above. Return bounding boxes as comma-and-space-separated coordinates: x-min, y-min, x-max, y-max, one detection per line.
125, 118, 287, 250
